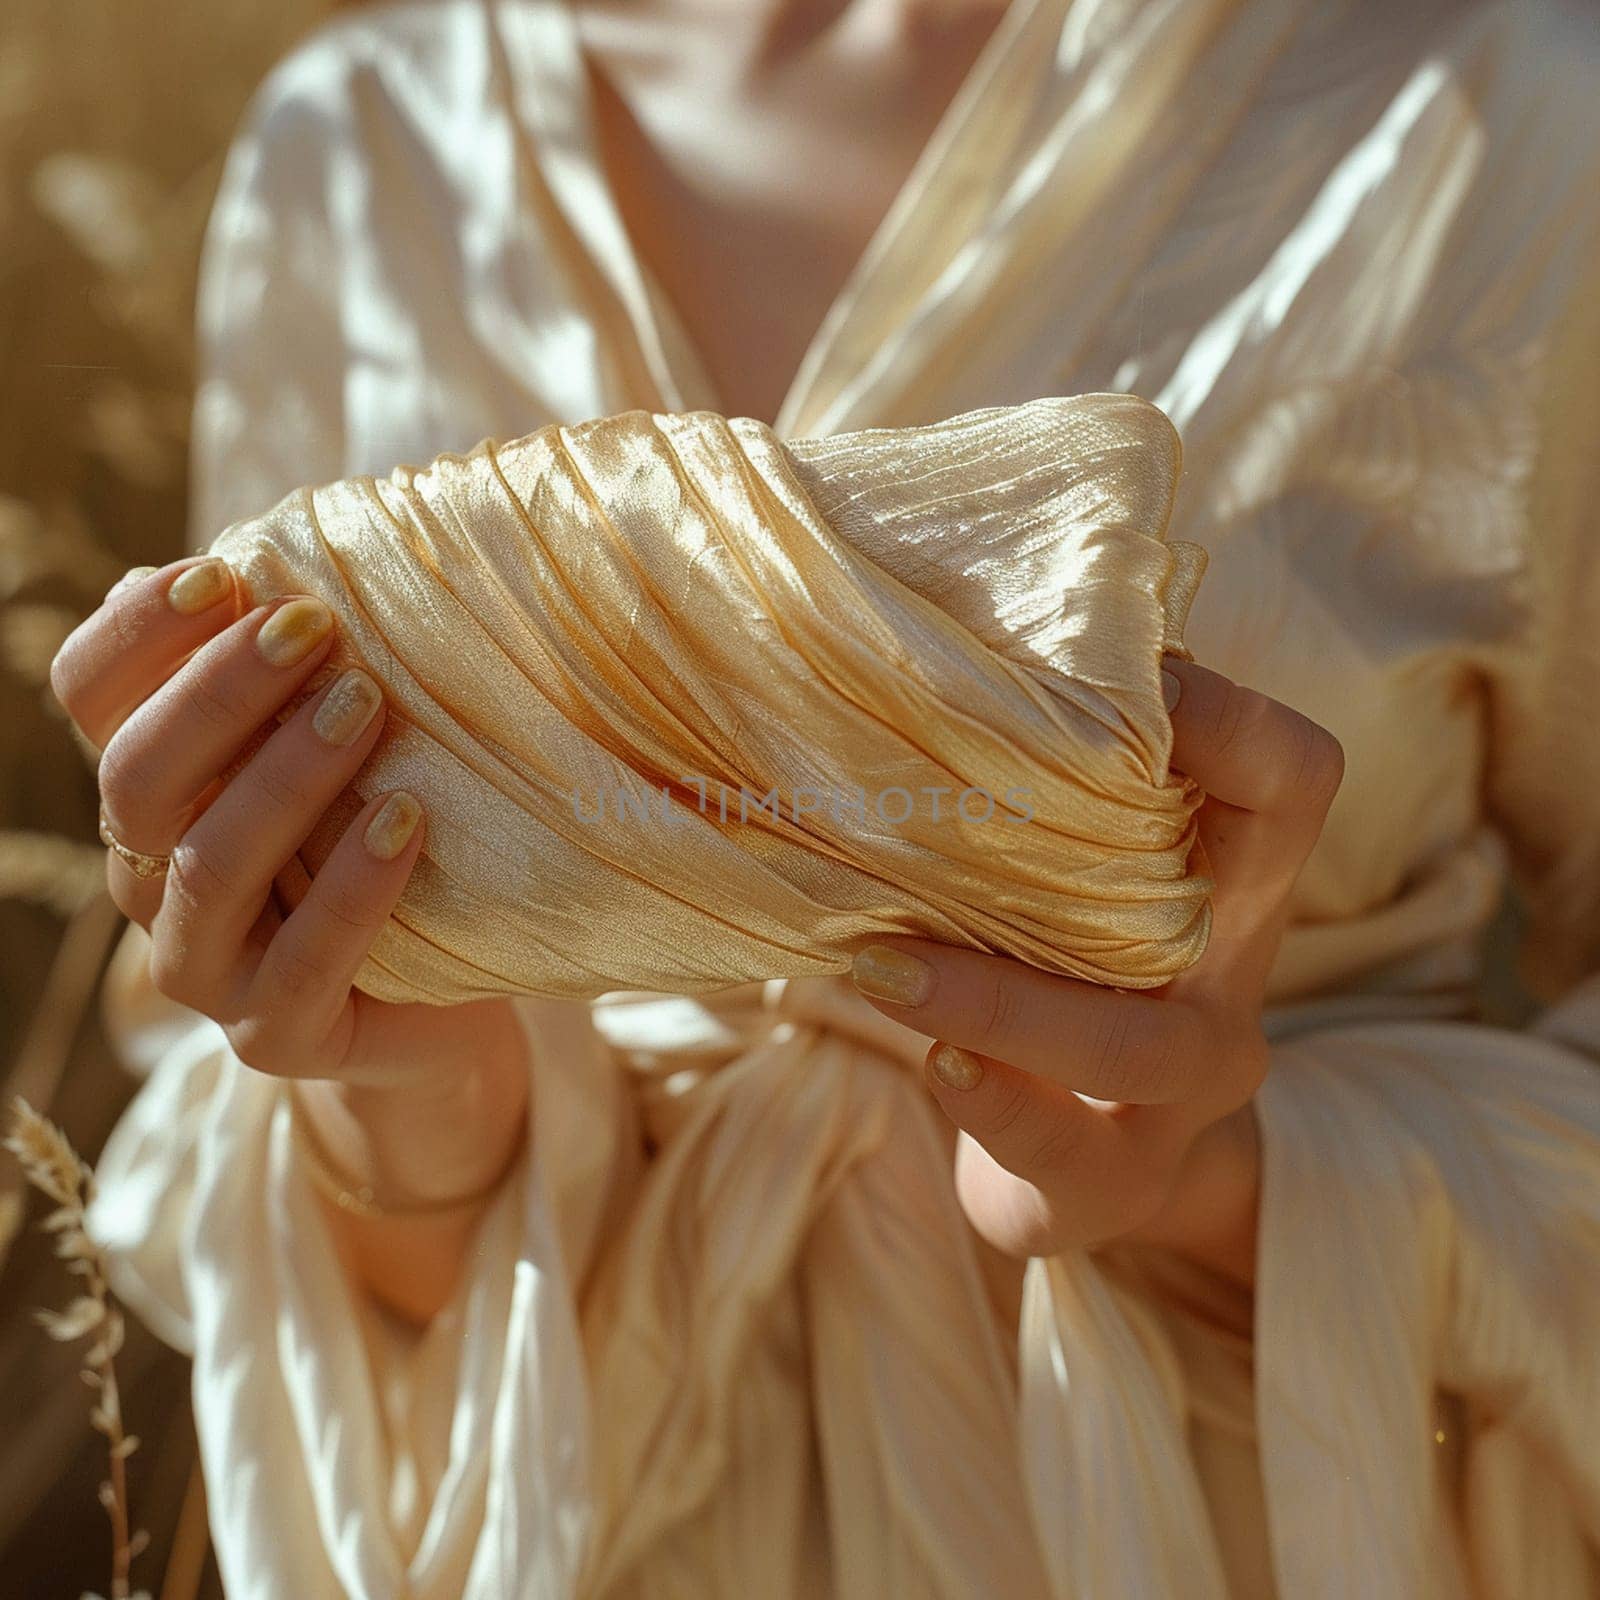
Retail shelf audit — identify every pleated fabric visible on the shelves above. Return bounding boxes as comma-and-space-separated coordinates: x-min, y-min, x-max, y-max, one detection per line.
213, 396, 1211, 1003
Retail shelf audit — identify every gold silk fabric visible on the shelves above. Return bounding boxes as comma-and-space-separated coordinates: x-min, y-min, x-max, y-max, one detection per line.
214, 394, 1211, 1004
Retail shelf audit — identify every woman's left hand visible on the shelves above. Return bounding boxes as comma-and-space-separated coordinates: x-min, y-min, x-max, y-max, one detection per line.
849, 658, 1343, 1285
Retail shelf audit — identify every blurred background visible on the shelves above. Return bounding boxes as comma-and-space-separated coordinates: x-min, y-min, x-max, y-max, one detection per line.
0, 1, 334, 1592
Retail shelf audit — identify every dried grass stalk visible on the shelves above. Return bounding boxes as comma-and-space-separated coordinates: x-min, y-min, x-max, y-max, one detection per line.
4, 1097, 149, 1600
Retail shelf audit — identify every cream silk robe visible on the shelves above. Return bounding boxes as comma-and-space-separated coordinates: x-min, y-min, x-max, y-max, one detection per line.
89, 0, 1600, 1596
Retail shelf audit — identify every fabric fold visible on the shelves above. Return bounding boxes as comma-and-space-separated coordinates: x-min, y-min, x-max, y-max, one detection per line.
1253, 1021, 1600, 1599
211, 394, 1212, 1005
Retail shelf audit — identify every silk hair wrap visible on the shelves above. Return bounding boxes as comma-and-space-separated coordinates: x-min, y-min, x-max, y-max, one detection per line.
212, 393, 1212, 1004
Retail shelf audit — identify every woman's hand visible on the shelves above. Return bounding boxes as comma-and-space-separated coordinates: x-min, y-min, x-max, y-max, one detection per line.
850, 658, 1343, 1285
52, 557, 529, 1319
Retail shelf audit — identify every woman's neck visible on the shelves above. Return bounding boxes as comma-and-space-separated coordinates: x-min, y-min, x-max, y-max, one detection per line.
575, 0, 1012, 420
578, 0, 1013, 80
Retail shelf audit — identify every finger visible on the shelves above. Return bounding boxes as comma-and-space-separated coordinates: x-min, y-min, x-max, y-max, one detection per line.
52, 557, 246, 748
922, 1043, 1176, 1253
850, 939, 1214, 1103
228, 791, 424, 1080
1162, 660, 1342, 998
104, 838, 179, 934
104, 564, 159, 601
1163, 658, 1343, 828
149, 667, 387, 1014
98, 595, 338, 859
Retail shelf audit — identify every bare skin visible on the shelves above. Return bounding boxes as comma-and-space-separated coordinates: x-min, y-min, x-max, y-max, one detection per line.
51, 0, 1343, 1323
583, 0, 1013, 418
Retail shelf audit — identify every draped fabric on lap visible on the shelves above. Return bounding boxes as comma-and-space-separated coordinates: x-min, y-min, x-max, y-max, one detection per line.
211, 393, 1212, 1004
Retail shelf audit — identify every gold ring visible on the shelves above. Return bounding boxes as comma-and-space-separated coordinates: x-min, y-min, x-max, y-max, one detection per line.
97, 806, 171, 880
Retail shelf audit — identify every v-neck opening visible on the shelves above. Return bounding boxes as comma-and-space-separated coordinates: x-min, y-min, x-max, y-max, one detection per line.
505, 0, 1045, 436
774, 0, 1048, 434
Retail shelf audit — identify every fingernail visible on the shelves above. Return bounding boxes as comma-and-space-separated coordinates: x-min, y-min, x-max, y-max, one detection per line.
1161, 668, 1182, 711
256, 597, 333, 666
110, 564, 158, 598
850, 944, 936, 1006
167, 558, 231, 615
928, 1042, 984, 1092
364, 792, 421, 860
313, 668, 382, 746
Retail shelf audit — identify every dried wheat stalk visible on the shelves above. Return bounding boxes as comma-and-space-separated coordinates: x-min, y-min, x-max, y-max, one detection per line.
4, 1098, 150, 1600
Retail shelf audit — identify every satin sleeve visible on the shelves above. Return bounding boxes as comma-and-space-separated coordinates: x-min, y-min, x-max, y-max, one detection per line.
1478, 205, 1600, 998
1246, 1010, 1600, 1599
1240, 222, 1600, 1596
187, 46, 354, 547
90, 950, 626, 1600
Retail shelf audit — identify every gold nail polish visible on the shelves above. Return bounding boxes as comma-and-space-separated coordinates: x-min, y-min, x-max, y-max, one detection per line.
928, 1042, 984, 1092
850, 943, 936, 1006
364, 792, 421, 861
110, 564, 158, 598
256, 598, 333, 667
313, 668, 382, 746
167, 559, 231, 615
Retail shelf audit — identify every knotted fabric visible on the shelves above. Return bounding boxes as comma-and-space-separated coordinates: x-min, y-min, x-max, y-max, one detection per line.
213, 393, 1211, 1003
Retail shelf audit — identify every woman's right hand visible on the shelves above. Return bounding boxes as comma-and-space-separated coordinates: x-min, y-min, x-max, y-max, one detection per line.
51, 556, 529, 1317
